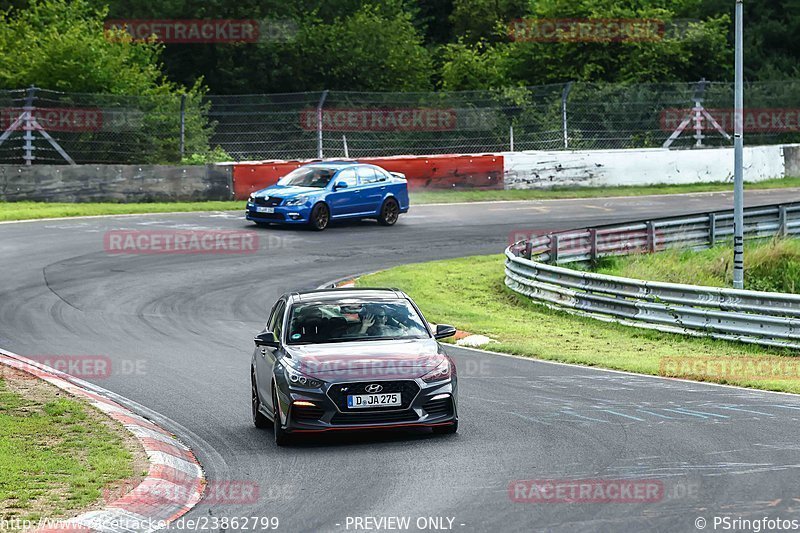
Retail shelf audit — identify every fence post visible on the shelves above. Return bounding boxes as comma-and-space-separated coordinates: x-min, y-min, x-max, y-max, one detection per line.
524, 241, 532, 260
342, 134, 349, 158
709, 212, 717, 246
317, 90, 329, 159
23, 85, 36, 165
179, 93, 186, 159
646, 221, 656, 253
509, 125, 514, 152
779, 205, 788, 237
550, 234, 559, 264
589, 228, 598, 266
693, 79, 708, 147
561, 82, 573, 149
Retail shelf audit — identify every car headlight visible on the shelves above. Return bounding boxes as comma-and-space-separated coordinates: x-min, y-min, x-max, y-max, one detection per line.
283, 366, 324, 389
422, 358, 452, 383
284, 196, 308, 206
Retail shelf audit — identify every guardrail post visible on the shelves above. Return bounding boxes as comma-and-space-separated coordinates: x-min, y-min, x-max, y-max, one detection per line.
524, 241, 532, 260
589, 228, 598, 266
779, 205, 788, 238
550, 234, 559, 264
646, 221, 656, 253
709, 213, 717, 246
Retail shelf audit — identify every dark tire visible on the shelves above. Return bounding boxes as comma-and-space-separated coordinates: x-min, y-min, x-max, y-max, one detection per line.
432, 420, 458, 435
309, 203, 330, 231
251, 373, 270, 429
377, 198, 400, 226
273, 389, 292, 446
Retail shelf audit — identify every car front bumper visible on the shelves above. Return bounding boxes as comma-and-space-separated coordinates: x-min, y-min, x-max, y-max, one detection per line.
245, 202, 311, 224
275, 377, 458, 433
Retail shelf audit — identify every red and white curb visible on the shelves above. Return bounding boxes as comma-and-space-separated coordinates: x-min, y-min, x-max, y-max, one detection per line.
0, 349, 204, 532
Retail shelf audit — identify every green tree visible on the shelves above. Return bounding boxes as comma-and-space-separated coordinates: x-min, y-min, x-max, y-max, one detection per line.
440, 0, 732, 89
292, 5, 434, 91
0, 0, 177, 94
449, 0, 528, 44
0, 0, 213, 163
509, 0, 731, 84
439, 41, 512, 90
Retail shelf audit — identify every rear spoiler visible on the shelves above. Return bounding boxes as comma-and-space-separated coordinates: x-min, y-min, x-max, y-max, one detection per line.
389, 172, 406, 180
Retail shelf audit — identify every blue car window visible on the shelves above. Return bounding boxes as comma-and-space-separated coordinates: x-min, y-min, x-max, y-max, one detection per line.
357, 167, 378, 184
278, 167, 335, 188
335, 169, 358, 188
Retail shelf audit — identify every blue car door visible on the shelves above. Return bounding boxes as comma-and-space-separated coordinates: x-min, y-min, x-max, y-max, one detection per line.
357, 166, 385, 214
327, 168, 361, 217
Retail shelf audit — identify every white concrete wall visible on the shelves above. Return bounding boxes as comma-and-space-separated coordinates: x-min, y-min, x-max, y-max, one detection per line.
503, 145, 794, 189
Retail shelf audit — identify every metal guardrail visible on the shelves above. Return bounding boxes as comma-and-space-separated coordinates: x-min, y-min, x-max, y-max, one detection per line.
505, 202, 800, 349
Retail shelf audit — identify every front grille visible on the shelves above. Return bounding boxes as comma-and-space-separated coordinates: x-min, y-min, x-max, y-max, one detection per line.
331, 409, 419, 425
249, 211, 285, 221
423, 396, 453, 416
254, 196, 283, 207
327, 380, 420, 412
292, 404, 325, 421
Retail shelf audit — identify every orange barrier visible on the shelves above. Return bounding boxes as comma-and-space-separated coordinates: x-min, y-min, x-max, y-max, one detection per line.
231, 154, 504, 199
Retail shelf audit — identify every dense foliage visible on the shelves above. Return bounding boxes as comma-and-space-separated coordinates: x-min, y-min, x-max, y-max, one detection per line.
0, 0, 797, 94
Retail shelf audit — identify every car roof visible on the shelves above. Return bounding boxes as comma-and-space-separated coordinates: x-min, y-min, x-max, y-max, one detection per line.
304, 160, 358, 168
287, 288, 406, 303
303, 161, 385, 171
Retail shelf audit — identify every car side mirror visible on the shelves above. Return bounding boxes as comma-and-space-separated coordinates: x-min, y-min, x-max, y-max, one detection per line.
254, 331, 280, 348
434, 324, 457, 340
334, 181, 349, 190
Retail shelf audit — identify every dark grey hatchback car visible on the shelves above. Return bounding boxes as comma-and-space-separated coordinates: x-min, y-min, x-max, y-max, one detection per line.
250, 288, 458, 446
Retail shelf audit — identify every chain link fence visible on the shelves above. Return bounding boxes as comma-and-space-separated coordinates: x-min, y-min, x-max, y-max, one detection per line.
2, 80, 800, 164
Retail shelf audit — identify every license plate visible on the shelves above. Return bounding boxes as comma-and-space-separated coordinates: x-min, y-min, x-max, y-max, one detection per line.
347, 393, 401, 409
256, 206, 275, 213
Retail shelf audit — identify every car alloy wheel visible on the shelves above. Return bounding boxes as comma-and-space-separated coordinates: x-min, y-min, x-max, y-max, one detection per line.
378, 198, 399, 226
310, 203, 330, 231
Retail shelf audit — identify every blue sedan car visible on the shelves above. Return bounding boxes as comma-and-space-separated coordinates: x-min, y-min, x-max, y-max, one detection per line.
245, 162, 410, 230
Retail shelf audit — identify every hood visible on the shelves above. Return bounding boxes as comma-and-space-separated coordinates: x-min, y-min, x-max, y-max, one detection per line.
255, 185, 322, 198
283, 338, 445, 381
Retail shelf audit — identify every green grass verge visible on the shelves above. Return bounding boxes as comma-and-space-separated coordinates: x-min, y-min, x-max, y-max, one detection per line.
596, 237, 800, 294
0, 372, 138, 522
0, 200, 247, 222
2, 177, 800, 222
356, 254, 800, 394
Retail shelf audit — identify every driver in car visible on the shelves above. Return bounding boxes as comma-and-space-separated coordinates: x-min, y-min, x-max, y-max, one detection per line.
357, 304, 405, 337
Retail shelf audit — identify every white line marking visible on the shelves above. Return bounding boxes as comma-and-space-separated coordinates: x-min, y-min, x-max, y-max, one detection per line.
601, 409, 645, 421
662, 408, 707, 419
561, 410, 609, 423
715, 405, 773, 416
671, 407, 730, 419
636, 409, 676, 419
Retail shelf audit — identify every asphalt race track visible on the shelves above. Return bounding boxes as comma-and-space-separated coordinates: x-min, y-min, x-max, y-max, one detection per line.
3, 189, 800, 532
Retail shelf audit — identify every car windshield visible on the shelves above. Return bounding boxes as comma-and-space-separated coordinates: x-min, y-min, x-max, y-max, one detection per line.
278, 167, 335, 188
287, 300, 430, 344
